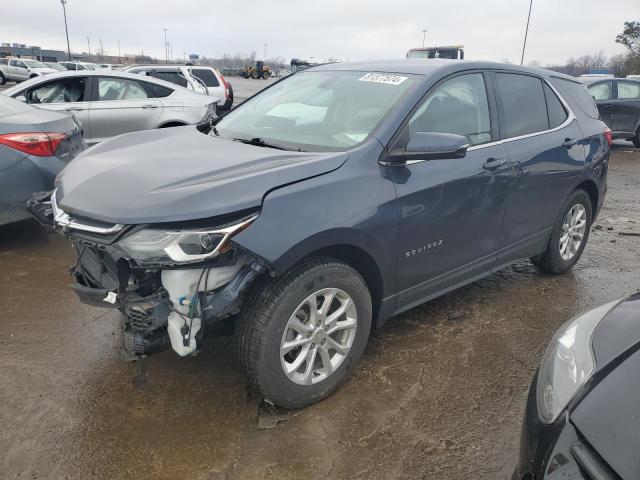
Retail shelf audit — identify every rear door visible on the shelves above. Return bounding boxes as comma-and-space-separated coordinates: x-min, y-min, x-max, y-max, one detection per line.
22, 76, 91, 139
611, 80, 640, 135
587, 80, 615, 128
88, 76, 163, 143
493, 72, 585, 264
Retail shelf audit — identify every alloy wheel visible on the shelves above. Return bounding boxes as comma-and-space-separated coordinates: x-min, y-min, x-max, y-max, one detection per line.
559, 204, 587, 261
280, 288, 357, 386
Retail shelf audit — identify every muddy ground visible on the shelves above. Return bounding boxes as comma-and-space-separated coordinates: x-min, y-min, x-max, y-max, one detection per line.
1, 92, 640, 478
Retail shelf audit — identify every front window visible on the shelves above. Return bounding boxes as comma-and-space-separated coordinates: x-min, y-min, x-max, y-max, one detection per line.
215, 70, 417, 151
588, 82, 612, 101
26, 77, 86, 104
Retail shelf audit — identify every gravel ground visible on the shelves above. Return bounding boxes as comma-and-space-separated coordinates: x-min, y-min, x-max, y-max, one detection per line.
1, 73, 639, 479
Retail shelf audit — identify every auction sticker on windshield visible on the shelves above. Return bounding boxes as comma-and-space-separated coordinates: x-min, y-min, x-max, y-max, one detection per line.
358, 73, 408, 86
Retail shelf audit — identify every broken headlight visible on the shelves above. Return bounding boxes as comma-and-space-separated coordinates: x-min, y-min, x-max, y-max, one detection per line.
117, 213, 257, 265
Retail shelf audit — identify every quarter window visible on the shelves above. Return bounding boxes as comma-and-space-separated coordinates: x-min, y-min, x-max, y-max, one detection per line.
588, 82, 612, 101
26, 77, 86, 104
544, 84, 568, 129
496, 73, 548, 138
151, 71, 188, 88
405, 73, 491, 146
617, 82, 640, 99
97, 78, 149, 101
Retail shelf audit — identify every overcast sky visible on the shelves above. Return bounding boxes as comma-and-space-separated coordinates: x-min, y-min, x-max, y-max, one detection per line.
2, 0, 639, 64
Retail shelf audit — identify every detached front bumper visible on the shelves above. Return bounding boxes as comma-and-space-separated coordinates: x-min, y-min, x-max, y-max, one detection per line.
514, 373, 619, 480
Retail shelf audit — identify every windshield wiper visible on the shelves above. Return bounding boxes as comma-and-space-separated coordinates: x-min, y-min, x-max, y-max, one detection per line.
232, 137, 304, 152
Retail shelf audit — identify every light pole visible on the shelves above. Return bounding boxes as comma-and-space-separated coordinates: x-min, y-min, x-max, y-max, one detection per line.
264, 43, 267, 61
520, 0, 533, 66
117, 40, 121, 59
163, 28, 168, 62
60, 0, 71, 60
86, 36, 91, 55
422, 29, 427, 48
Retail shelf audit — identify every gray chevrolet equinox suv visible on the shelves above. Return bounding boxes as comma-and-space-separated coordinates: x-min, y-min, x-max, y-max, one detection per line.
29, 60, 610, 408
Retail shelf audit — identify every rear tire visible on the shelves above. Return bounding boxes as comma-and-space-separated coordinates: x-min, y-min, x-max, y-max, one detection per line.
632, 130, 640, 148
0, 72, 6, 85
235, 258, 372, 409
531, 189, 592, 274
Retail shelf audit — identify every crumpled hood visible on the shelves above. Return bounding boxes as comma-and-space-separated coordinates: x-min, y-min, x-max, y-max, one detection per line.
56, 126, 347, 224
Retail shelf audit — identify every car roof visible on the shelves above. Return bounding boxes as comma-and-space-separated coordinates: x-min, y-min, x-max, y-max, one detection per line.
310, 59, 579, 82
1, 69, 200, 97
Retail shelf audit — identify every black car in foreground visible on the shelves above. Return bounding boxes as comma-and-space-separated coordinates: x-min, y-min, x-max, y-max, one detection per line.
29, 60, 610, 408
514, 293, 640, 480
587, 78, 640, 147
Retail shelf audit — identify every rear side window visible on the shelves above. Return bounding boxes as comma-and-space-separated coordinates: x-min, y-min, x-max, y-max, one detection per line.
97, 78, 149, 101
544, 84, 568, 128
151, 71, 188, 88
550, 77, 599, 119
192, 68, 220, 87
496, 73, 548, 138
617, 82, 640, 99
148, 83, 174, 98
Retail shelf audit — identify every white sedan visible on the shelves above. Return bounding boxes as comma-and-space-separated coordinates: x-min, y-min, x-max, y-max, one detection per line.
2, 71, 219, 144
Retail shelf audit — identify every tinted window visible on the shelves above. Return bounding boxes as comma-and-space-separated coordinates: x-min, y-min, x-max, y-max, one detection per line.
550, 77, 599, 119
588, 82, 612, 101
496, 73, 548, 138
151, 71, 188, 88
26, 77, 86, 104
192, 68, 220, 87
617, 82, 640, 99
148, 83, 174, 98
97, 78, 149, 101
544, 84, 568, 128
407, 73, 491, 145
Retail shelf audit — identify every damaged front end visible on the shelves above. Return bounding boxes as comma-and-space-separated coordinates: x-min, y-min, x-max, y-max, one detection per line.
28, 190, 268, 358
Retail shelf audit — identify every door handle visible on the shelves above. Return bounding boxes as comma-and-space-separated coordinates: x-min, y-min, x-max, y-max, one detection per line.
562, 138, 578, 148
141, 104, 158, 109
483, 157, 506, 170
600, 103, 612, 108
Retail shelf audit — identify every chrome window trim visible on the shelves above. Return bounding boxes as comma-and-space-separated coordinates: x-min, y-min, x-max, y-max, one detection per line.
51, 191, 124, 234
468, 77, 576, 152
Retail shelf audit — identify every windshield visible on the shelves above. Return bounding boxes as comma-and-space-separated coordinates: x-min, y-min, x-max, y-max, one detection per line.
215, 70, 417, 151
24, 60, 48, 68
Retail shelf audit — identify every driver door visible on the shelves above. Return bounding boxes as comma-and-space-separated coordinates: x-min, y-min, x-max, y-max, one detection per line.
390, 72, 510, 308
8, 60, 28, 81
23, 76, 91, 139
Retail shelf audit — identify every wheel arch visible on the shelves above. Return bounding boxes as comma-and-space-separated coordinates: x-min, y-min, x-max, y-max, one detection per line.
575, 179, 599, 218
158, 121, 188, 128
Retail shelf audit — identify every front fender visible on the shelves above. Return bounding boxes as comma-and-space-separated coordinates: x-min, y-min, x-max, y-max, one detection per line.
232, 142, 398, 300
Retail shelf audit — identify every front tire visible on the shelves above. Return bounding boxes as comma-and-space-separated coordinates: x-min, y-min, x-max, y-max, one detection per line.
531, 189, 592, 274
236, 258, 372, 409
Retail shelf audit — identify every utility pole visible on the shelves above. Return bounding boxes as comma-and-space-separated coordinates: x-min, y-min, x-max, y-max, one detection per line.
99, 37, 104, 58
163, 28, 168, 62
422, 29, 427, 48
117, 40, 121, 58
520, 0, 533, 66
264, 43, 267, 61
60, 0, 71, 60
86, 36, 91, 55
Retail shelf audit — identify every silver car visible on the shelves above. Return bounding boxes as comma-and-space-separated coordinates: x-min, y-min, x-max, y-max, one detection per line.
2, 71, 218, 144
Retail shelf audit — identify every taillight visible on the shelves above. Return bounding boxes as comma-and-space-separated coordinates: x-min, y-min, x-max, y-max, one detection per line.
603, 127, 613, 146
0, 132, 67, 157
219, 73, 229, 98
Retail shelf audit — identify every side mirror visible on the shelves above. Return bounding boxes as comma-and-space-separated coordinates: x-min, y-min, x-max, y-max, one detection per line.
389, 132, 469, 164
16, 95, 27, 103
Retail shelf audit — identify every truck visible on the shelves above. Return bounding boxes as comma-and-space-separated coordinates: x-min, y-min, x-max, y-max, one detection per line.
406, 45, 464, 60
0, 58, 57, 85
